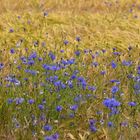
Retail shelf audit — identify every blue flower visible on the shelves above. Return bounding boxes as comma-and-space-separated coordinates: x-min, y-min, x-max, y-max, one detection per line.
38, 104, 44, 110
128, 102, 137, 107
9, 28, 14, 33
111, 86, 119, 94
48, 52, 56, 61
103, 98, 121, 108
56, 105, 63, 112
28, 99, 35, 104
111, 61, 117, 69
70, 104, 78, 111
122, 60, 132, 66
75, 50, 80, 56
10, 48, 15, 54
64, 40, 69, 45
0, 63, 4, 70
43, 124, 52, 131
90, 126, 97, 132
76, 36, 81, 42
16, 98, 24, 105
89, 119, 96, 126
88, 86, 96, 91
108, 121, 113, 127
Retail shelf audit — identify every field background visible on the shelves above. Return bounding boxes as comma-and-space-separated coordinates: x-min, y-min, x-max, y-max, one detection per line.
0, 0, 140, 140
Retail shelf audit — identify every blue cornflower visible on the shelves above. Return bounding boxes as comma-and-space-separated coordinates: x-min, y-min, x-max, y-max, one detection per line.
89, 119, 96, 126
29, 52, 37, 59
108, 121, 113, 127
48, 52, 56, 61
10, 48, 15, 54
64, 40, 69, 45
88, 86, 96, 91
7, 98, 13, 104
27, 60, 35, 66
111, 86, 119, 94
111, 61, 117, 69
28, 99, 35, 104
103, 98, 121, 108
122, 60, 132, 66
76, 36, 81, 42
0, 63, 4, 70
128, 102, 137, 107
70, 104, 78, 111
100, 70, 106, 75
43, 124, 52, 131
16, 98, 24, 105
38, 104, 44, 110
75, 50, 80, 56
9, 28, 14, 33
56, 105, 63, 112
90, 125, 97, 132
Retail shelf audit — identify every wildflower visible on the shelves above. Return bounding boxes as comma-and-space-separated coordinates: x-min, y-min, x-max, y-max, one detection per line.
88, 86, 96, 91
10, 48, 15, 54
9, 28, 14, 33
89, 119, 96, 126
111, 61, 117, 69
70, 104, 78, 111
56, 105, 63, 112
48, 51, 56, 61
0, 63, 4, 70
100, 70, 106, 75
76, 36, 81, 42
90, 126, 97, 132
28, 99, 35, 104
7, 98, 13, 104
43, 124, 52, 131
75, 50, 80, 56
16, 98, 24, 105
122, 60, 132, 66
64, 40, 69, 45
111, 86, 119, 94
38, 104, 44, 110
103, 98, 121, 108
108, 121, 113, 127
128, 102, 137, 107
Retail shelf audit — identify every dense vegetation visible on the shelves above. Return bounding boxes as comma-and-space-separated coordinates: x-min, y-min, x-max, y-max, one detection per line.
0, 0, 140, 139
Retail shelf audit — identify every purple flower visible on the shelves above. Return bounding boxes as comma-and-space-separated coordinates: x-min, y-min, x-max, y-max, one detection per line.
128, 102, 137, 107
70, 104, 78, 111
56, 105, 63, 112
111, 86, 119, 94
38, 104, 44, 110
16, 98, 24, 105
111, 61, 117, 69
10, 48, 15, 54
48, 51, 56, 61
90, 126, 97, 132
64, 40, 69, 45
43, 124, 52, 131
103, 98, 121, 108
9, 28, 14, 33
28, 99, 35, 104
0, 63, 4, 70
75, 50, 80, 56
89, 119, 96, 126
108, 121, 113, 127
76, 36, 81, 42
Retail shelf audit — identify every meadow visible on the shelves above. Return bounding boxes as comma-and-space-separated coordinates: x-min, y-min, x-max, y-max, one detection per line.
0, 0, 140, 139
